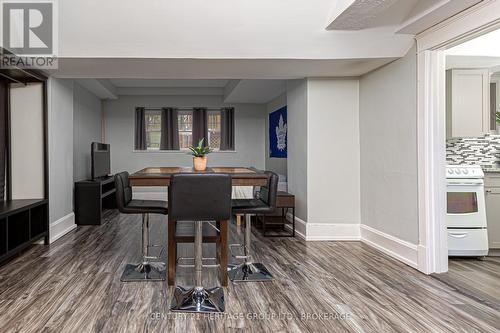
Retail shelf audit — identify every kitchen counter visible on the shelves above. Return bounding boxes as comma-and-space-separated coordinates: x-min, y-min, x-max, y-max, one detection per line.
482, 167, 500, 173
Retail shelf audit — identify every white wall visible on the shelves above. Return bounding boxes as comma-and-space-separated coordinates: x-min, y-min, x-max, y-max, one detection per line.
359, 45, 418, 244
103, 95, 266, 174
286, 78, 361, 240
286, 80, 308, 224
307, 79, 360, 228
10, 83, 45, 200
48, 78, 76, 242
265, 93, 287, 176
73, 82, 102, 181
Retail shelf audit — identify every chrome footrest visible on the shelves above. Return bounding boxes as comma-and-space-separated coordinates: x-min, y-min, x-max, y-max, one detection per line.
177, 257, 219, 268
229, 243, 251, 260
144, 244, 165, 261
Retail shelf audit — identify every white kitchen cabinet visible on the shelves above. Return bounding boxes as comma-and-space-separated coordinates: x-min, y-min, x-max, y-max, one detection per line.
446, 69, 490, 138
485, 173, 500, 249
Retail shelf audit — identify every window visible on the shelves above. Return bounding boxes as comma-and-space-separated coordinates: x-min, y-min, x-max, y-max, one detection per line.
145, 110, 161, 150
135, 107, 234, 151
207, 110, 221, 150
178, 110, 193, 149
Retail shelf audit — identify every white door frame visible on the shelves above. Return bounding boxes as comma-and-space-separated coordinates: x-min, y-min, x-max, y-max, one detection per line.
415, 0, 500, 274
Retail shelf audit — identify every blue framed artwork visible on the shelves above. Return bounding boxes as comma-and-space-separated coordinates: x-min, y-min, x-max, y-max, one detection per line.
269, 106, 287, 158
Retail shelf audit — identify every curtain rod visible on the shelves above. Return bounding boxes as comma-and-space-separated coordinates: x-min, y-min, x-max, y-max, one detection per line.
144, 107, 232, 111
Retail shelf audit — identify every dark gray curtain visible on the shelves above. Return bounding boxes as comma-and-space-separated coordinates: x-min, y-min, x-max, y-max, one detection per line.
220, 107, 235, 151
160, 107, 179, 150
192, 107, 208, 145
0, 81, 6, 200
134, 107, 146, 150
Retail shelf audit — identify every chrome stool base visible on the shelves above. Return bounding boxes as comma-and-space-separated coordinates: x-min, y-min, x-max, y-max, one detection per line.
121, 262, 166, 282
228, 262, 273, 282
170, 286, 225, 313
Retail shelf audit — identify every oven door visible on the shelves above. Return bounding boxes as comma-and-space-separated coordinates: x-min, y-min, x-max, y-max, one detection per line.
446, 179, 487, 228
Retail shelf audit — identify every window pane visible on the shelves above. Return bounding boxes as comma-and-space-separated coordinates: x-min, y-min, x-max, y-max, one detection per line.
207, 111, 221, 150
145, 110, 161, 149
178, 111, 193, 148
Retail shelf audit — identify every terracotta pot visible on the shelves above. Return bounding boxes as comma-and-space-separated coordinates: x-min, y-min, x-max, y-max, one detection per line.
193, 156, 207, 171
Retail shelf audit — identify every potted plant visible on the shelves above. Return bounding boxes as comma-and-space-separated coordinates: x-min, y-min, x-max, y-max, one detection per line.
188, 138, 212, 171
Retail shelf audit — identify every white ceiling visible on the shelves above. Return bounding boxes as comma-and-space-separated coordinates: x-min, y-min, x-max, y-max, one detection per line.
446, 55, 500, 70
76, 78, 287, 104
445, 28, 500, 57
224, 80, 286, 104
51, 57, 397, 79
108, 79, 229, 88
326, 0, 481, 33
327, 0, 415, 30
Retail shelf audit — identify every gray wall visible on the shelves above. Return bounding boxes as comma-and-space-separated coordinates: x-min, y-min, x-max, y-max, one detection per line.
359, 44, 418, 244
265, 93, 287, 176
286, 80, 308, 222
103, 95, 266, 173
73, 83, 102, 181
48, 78, 74, 224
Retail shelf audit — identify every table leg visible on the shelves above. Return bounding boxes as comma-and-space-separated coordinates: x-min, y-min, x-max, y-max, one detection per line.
218, 220, 228, 287
168, 219, 176, 286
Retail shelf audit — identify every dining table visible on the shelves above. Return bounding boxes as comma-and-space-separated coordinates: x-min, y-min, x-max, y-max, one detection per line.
128, 166, 268, 286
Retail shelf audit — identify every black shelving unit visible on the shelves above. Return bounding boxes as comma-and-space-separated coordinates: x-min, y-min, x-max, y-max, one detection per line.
0, 199, 49, 262
75, 177, 116, 225
1, 59, 50, 265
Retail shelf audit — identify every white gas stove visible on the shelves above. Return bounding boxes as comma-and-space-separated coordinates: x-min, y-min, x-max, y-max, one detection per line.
446, 165, 488, 257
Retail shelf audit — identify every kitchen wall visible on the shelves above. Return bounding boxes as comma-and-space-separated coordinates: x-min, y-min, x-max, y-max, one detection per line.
73, 82, 103, 181
359, 44, 419, 245
265, 93, 287, 177
103, 95, 266, 174
446, 135, 500, 168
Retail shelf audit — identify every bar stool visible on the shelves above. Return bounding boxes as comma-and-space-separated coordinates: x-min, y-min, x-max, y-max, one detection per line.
228, 171, 278, 282
169, 173, 232, 313
115, 171, 168, 281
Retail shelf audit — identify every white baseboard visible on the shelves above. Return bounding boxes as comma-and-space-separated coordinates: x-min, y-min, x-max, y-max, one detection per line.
50, 212, 76, 244
286, 213, 360, 241
360, 224, 418, 269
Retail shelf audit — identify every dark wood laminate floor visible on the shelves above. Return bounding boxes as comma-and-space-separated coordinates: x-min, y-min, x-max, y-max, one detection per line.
433, 256, 500, 312
0, 211, 499, 333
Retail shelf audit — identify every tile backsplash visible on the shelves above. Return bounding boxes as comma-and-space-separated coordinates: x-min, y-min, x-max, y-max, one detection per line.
446, 135, 500, 168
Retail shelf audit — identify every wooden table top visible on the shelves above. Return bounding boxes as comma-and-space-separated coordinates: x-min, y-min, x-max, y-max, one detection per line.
128, 167, 268, 187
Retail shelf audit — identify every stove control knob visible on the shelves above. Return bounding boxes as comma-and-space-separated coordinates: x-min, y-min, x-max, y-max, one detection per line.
455, 168, 461, 174
448, 169, 454, 174
463, 169, 469, 175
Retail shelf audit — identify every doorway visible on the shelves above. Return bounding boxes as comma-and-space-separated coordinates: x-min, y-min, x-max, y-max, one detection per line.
416, 0, 500, 274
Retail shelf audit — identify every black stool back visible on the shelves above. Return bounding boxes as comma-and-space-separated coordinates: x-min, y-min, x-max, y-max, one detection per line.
258, 171, 279, 210
115, 171, 133, 212
169, 173, 232, 221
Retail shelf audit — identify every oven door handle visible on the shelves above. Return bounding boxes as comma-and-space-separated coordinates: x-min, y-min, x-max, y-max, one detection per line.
448, 232, 468, 238
447, 182, 483, 186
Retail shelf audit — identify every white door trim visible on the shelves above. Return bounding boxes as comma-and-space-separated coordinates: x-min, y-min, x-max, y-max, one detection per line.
415, 0, 500, 274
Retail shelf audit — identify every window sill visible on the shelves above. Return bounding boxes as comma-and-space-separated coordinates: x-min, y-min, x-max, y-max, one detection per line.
132, 150, 237, 154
